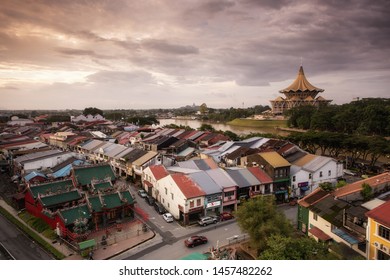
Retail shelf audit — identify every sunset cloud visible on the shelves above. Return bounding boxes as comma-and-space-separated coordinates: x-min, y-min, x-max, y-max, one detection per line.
0, 0, 389, 110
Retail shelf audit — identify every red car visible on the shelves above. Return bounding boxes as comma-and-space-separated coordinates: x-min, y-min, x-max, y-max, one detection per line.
184, 235, 208, 248
219, 212, 234, 221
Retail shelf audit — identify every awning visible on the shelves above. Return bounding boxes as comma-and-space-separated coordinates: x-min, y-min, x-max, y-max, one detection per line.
309, 226, 332, 241
78, 239, 96, 250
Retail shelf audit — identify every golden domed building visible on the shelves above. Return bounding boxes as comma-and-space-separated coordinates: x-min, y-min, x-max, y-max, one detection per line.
270, 66, 332, 115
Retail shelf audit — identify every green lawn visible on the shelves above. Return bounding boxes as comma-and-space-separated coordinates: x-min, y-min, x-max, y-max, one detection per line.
227, 118, 288, 128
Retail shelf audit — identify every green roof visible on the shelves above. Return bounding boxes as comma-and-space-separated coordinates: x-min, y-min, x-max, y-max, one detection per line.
181, 252, 210, 260
60, 205, 91, 226
94, 182, 112, 191
40, 190, 82, 207
74, 164, 115, 186
78, 239, 96, 250
102, 193, 122, 208
88, 196, 103, 212
88, 191, 134, 213
120, 191, 135, 205
30, 180, 74, 199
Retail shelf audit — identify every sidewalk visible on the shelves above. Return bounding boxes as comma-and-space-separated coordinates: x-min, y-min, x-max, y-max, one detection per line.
0, 198, 155, 260
64, 222, 155, 260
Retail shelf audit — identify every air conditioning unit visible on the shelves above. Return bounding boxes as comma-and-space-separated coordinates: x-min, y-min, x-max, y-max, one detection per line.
374, 241, 380, 248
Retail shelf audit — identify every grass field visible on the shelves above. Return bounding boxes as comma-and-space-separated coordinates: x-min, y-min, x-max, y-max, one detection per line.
227, 118, 288, 128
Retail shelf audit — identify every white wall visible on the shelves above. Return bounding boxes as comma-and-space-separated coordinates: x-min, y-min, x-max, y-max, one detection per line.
23, 152, 75, 174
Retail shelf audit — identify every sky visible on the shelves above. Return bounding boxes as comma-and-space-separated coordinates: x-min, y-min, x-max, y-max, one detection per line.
0, 0, 389, 110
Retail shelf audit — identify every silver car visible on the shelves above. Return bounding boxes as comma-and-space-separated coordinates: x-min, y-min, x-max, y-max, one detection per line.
163, 213, 174, 223
198, 216, 218, 226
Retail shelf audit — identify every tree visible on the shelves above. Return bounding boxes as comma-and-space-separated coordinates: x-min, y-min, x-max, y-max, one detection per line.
83, 107, 103, 116
198, 124, 215, 132
360, 183, 373, 201
199, 103, 208, 115
235, 196, 292, 253
319, 182, 335, 192
260, 234, 338, 260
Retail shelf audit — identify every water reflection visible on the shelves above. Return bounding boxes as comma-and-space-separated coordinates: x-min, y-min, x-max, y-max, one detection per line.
157, 118, 287, 136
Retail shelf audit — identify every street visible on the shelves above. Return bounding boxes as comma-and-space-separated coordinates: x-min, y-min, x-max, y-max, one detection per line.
0, 213, 53, 260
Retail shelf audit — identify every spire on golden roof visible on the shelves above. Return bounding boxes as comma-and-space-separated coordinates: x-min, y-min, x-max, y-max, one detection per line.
279, 66, 324, 93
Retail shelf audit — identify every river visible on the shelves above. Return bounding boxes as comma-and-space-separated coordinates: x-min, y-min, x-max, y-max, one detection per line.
157, 118, 288, 137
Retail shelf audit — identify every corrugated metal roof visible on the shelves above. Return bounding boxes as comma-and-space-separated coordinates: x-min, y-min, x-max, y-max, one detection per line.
366, 200, 390, 228
259, 151, 291, 168
302, 156, 334, 172
114, 147, 134, 159
189, 171, 221, 195
80, 139, 103, 151
14, 149, 63, 163
149, 165, 169, 180
177, 160, 199, 170
206, 168, 237, 188
132, 151, 158, 166
171, 173, 205, 199
177, 147, 195, 157
247, 167, 273, 184
226, 168, 257, 188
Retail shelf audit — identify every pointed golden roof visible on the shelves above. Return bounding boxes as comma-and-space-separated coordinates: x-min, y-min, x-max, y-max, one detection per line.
279, 66, 324, 93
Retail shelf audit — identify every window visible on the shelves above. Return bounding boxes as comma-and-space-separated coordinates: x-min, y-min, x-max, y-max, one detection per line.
190, 200, 194, 208
319, 171, 323, 178
328, 170, 331, 176
197, 199, 201, 206
171, 193, 174, 200
309, 173, 312, 179
292, 176, 296, 182
313, 213, 318, 221
379, 225, 390, 241
225, 191, 234, 197
165, 187, 167, 195
377, 249, 390, 260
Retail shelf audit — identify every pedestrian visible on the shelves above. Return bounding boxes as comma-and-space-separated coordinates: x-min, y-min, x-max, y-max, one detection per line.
89, 251, 94, 260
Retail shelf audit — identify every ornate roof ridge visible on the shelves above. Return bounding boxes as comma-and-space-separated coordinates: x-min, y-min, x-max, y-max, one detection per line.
279, 66, 324, 93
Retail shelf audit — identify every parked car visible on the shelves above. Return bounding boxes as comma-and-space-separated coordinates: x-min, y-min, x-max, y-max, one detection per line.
145, 195, 155, 205
162, 213, 174, 223
137, 189, 147, 198
198, 216, 218, 226
219, 212, 234, 221
154, 201, 166, 214
343, 169, 357, 176
184, 235, 208, 248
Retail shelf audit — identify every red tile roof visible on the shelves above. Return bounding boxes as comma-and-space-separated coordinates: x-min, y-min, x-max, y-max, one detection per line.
171, 173, 205, 199
149, 165, 169, 180
366, 200, 390, 228
334, 172, 390, 198
247, 167, 273, 184
298, 188, 329, 208
309, 226, 332, 241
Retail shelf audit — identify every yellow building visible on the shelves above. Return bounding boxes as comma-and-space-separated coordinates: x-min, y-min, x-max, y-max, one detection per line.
366, 200, 390, 260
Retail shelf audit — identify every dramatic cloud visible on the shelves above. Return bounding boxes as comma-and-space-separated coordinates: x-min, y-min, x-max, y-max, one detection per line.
0, 0, 389, 110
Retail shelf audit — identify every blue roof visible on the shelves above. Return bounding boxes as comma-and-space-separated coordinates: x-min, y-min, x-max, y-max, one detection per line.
52, 160, 84, 178
332, 228, 359, 245
24, 171, 47, 182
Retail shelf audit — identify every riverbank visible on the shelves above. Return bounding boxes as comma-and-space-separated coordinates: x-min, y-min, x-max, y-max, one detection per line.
158, 118, 289, 136
227, 118, 288, 128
